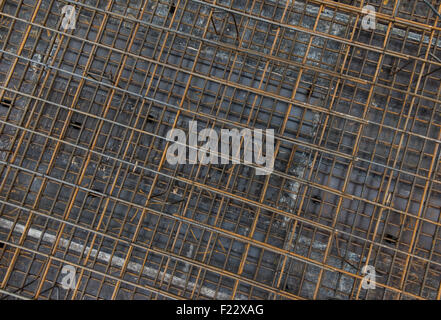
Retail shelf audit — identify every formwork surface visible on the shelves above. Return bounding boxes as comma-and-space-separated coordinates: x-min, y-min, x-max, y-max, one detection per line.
0, 0, 440, 300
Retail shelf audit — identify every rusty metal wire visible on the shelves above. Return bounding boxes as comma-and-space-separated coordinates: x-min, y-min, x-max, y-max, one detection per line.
0, 0, 440, 300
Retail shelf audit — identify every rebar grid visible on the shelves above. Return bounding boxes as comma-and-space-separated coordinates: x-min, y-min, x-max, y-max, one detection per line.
0, 0, 440, 300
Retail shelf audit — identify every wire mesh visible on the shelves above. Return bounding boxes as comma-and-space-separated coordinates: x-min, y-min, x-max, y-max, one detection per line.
0, 0, 440, 300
